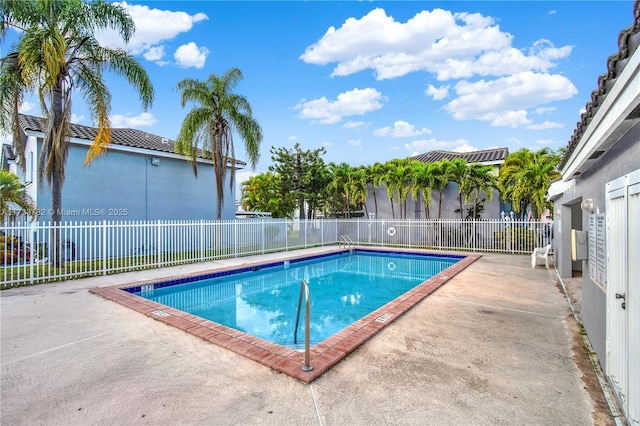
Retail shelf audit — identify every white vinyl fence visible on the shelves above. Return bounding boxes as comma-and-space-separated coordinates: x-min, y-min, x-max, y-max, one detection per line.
1, 218, 552, 288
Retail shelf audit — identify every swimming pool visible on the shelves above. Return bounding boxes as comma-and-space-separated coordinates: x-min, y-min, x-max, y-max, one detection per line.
92, 248, 480, 383
131, 250, 460, 348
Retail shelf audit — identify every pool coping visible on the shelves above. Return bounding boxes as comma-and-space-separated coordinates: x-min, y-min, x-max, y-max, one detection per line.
90, 247, 481, 383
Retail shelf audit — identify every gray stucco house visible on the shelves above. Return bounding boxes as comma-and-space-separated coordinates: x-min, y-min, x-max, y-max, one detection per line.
366, 147, 509, 220
548, 2, 639, 423
1, 114, 244, 222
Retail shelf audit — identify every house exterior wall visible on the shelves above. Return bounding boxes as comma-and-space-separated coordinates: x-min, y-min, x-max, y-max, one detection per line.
552, 122, 640, 369
366, 184, 503, 220
33, 138, 236, 222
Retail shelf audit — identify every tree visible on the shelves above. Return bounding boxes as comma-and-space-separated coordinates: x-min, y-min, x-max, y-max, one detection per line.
327, 162, 352, 217
411, 161, 435, 219
464, 164, 497, 219
0, 0, 154, 264
175, 68, 262, 220
348, 166, 368, 218
431, 159, 452, 219
269, 143, 326, 219
368, 162, 386, 218
498, 148, 561, 219
0, 170, 34, 220
447, 158, 469, 220
240, 172, 294, 218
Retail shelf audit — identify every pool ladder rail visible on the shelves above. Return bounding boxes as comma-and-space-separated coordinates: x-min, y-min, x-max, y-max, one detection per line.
338, 235, 355, 253
294, 280, 313, 372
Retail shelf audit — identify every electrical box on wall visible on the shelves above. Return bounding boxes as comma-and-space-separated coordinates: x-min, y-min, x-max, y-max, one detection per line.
571, 229, 588, 261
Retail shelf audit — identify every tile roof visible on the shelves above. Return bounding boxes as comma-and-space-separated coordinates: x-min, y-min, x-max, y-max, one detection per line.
559, 1, 640, 170
1, 143, 16, 170
2, 143, 15, 161
411, 147, 509, 164
16, 114, 246, 165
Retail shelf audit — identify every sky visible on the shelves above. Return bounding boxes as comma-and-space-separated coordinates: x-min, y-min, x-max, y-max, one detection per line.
1, 0, 635, 190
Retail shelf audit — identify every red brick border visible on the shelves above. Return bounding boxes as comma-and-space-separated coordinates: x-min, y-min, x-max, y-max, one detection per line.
90, 249, 481, 383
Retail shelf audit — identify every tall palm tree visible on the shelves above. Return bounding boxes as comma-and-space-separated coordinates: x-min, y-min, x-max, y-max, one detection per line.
0, 169, 34, 220
1, 0, 154, 265
175, 68, 262, 220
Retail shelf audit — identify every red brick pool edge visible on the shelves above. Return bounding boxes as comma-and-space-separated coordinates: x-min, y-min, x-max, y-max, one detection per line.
90, 250, 481, 383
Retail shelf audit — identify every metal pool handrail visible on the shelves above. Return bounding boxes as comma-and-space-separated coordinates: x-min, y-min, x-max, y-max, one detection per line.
338, 235, 354, 252
294, 279, 313, 372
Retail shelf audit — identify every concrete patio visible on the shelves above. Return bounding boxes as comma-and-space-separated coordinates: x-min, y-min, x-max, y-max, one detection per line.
1, 249, 614, 425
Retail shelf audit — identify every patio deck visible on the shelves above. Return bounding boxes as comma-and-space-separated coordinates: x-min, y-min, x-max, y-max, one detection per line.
1, 249, 614, 425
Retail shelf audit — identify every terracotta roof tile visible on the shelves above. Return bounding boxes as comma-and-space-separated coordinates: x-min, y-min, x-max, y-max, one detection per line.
560, 1, 640, 169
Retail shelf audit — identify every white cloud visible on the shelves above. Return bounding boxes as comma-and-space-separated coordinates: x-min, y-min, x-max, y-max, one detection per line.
95, 2, 207, 61
526, 121, 564, 130
425, 84, 450, 100
174, 42, 209, 68
404, 137, 470, 154
18, 101, 35, 114
535, 139, 556, 145
347, 139, 362, 147
444, 71, 577, 127
143, 46, 165, 61
294, 88, 386, 124
321, 141, 332, 147
374, 120, 431, 138
71, 114, 85, 124
288, 135, 297, 141
110, 112, 158, 128
301, 8, 572, 81
343, 120, 370, 129
534, 106, 556, 114
452, 144, 478, 153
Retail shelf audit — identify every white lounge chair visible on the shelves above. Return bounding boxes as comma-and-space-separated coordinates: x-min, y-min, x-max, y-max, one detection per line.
531, 244, 552, 269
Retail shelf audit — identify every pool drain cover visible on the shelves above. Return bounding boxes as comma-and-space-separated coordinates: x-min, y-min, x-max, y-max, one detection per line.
151, 310, 170, 317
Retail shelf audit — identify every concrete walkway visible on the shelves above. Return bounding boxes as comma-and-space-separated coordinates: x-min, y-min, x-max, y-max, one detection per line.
1, 250, 612, 425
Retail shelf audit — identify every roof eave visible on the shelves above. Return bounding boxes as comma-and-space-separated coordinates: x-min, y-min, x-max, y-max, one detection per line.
561, 47, 640, 181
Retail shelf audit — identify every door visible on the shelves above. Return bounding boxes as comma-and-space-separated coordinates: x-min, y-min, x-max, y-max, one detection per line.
606, 169, 639, 425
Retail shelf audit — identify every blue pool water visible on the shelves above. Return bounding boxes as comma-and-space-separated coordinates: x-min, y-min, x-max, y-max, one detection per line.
133, 250, 461, 347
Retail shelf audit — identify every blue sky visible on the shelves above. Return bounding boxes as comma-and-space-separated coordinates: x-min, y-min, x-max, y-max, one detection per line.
1, 1, 635, 188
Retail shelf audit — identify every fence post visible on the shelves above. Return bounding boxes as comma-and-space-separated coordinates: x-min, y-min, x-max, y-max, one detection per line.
102, 220, 107, 275
157, 220, 162, 268
234, 220, 238, 258
199, 220, 204, 261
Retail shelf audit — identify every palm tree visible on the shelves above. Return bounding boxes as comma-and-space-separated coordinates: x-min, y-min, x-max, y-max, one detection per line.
327, 162, 351, 217
175, 68, 262, 220
498, 148, 560, 219
0, 0, 154, 265
431, 159, 452, 219
348, 166, 369, 218
368, 162, 386, 218
411, 161, 435, 219
464, 164, 497, 219
447, 158, 469, 220
0, 170, 34, 220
